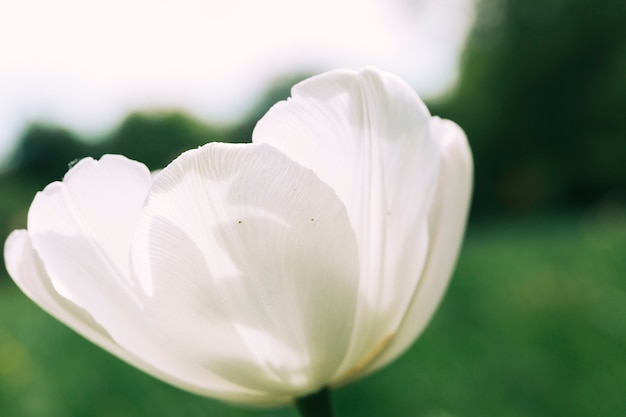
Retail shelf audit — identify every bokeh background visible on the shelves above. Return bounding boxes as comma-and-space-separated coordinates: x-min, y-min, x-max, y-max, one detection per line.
1, 0, 625, 416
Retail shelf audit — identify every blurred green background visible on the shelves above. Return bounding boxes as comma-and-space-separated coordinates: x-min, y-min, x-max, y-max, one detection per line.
1, 0, 625, 415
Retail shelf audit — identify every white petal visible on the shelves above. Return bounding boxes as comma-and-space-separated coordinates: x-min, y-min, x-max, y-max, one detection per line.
58, 155, 153, 279
253, 68, 441, 380
358, 118, 473, 378
23, 156, 274, 404
26, 155, 151, 335
4, 230, 128, 359
131, 143, 360, 396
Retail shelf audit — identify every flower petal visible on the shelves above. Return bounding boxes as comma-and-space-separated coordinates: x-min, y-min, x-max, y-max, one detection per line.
253, 68, 442, 381
26, 155, 151, 335
131, 143, 360, 397
360, 118, 473, 377
22, 155, 275, 404
4, 230, 128, 359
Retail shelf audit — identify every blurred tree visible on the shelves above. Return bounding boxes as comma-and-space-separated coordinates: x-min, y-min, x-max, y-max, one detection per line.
434, 0, 626, 215
105, 111, 229, 170
10, 124, 91, 186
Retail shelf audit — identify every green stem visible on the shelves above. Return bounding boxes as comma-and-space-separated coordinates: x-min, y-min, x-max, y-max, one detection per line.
295, 387, 336, 417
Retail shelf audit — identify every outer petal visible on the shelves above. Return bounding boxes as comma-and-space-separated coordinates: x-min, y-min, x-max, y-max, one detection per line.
4, 231, 282, 406
131, 143, 360, 397
4, 230, 129, 360
358, 118, 473, 378
20, 155, 278, 405
26, 155, 152, 346
253, 68, 442, 380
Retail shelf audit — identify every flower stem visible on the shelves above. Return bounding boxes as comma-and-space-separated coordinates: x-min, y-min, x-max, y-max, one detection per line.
295, 387, 336, 417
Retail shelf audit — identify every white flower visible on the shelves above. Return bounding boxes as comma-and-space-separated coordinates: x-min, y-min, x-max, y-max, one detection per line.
3, 68, 472, 406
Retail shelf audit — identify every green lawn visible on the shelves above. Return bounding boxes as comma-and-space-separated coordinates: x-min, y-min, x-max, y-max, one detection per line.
1, 213, 624, 417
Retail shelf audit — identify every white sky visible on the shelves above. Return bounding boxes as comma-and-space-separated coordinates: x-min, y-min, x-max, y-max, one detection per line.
0, 0, 475, 165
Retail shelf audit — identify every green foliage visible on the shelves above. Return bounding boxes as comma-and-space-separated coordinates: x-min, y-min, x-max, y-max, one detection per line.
0, 214, 624, 416
434, 0, 626, 215
104, 111, 230, 171
10, 125, 92, 187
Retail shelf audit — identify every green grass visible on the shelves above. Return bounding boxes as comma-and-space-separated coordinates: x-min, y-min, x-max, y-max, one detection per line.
1, 213, 625, 417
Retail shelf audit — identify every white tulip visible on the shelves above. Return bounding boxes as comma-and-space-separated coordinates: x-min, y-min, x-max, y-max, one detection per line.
4, 68, 472, 408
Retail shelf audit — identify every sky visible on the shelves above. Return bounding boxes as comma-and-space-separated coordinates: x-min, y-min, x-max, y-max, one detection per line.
0, 0, 475, 165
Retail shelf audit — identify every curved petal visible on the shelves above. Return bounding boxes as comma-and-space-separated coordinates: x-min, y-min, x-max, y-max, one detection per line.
26, 155, 152, 340
4, 230, 129, 360
131, 142, 360, 397
22, 155, 276, 404
357, 118, 473, 378
253, 67, 442, 380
